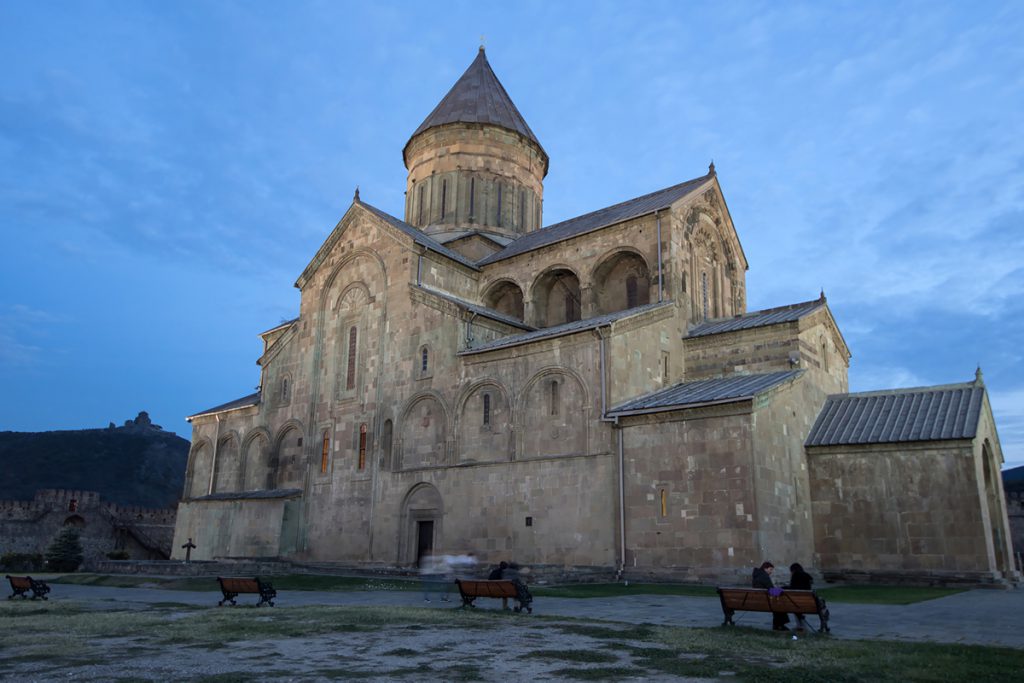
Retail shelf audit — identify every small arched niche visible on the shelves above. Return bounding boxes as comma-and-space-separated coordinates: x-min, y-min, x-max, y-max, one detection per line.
532, 268, 582, 327
482, 280, 525, 321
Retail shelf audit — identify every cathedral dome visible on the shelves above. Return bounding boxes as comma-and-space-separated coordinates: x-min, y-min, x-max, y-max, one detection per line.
403, 48, 548, 246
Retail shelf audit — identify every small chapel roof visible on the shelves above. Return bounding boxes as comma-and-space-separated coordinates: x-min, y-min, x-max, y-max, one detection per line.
607, 370, 803, 417
805, 380, 985, 447
477, 173, 713, 265
459, 301, 672, 355
406, 47, 544, 157
687, 297, 826, 338
187, 391, 260, 421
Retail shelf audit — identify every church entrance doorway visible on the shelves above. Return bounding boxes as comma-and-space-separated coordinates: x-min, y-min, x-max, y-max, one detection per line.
416, 520, 434, 567
399, 483, 443, 567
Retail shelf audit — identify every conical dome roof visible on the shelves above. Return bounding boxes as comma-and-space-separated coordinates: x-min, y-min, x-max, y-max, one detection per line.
406, 48, 544, 154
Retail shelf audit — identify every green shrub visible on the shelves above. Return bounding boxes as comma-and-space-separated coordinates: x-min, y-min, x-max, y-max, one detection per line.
105, 550, 130, 560
45, 527, 85, 572
0, 552, 44, 571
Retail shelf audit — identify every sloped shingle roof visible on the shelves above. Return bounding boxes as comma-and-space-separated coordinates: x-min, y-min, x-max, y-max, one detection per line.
188, 392, 261, 420
805, 381, 985, 447
460, 301, 672, 355
406, 48, 543, 154
478, 174, 711, 265
418, 285, 534, 331
688, 297, 825, 338
358, 200, 480, 271
608, 370, 803, 416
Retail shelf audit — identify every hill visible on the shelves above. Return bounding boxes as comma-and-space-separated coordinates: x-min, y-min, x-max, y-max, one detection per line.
0, 412, 189, 508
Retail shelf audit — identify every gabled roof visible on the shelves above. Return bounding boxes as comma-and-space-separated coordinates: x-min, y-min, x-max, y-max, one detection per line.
357, 200, 480, 271
188, 392, 260, 421
406, 48, 544, 157
459, 301, 672, 355
417, 285, 535, 331
477, 173, 712, 265
608, 370, 803, 417
259, 317, 298, 337
688, 297, 826, 338
805, 380, 985, 447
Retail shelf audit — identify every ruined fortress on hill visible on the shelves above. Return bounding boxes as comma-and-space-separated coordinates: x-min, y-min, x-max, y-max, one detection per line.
172, 49, 1018, 585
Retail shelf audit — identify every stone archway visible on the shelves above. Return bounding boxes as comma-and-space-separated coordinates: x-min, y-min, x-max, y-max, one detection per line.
531, 267, 582, 327
398, 483, 444, 567
482, 280, 525, 320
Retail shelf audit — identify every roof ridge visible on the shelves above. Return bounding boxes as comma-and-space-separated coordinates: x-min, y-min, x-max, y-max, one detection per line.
356, 199, 480, 271
721, 297, 824, 321
826, 380, 979, 400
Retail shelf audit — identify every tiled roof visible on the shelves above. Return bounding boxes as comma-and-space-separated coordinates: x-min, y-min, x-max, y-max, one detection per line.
460, 301, 672, 355
358, 200, 480, 270
192, 488, 303, 502
418, 285, 534, 331
688, 297, 825, 338
188, 392, 260, 420
608, 370, 803, 416
406, 48, 543, 154
478, 174, 712, 265
805, 381, 985, 447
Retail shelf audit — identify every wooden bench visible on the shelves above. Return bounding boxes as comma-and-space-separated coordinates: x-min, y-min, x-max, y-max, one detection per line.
217, 576, 276, 607
6, 575, 50, 600
455, 579, 532, 613
716, 587, 830, 633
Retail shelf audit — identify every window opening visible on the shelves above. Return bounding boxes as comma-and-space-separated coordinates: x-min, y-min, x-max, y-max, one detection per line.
358, 424, 367, 470
346, 326, 357, 390
496, 184, 502, 226
421, 346, 429, 374
550, 380, 560, 416
660, 489, 667, 517
520, 191, 526, 229
626, 275, 638, 308
440, 179, 447, 219
482, 393, 491, 426
320, 432, 330, 474
469, 178, 475, 216
418, 185, 424, 224
68, 499, 78, 512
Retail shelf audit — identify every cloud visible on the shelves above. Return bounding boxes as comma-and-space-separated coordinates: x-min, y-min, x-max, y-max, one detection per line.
989, 388, 1024, 470
0, 305, 66, 368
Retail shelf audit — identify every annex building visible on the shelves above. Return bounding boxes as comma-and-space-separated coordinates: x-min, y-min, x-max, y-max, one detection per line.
172, 49, 1018, 585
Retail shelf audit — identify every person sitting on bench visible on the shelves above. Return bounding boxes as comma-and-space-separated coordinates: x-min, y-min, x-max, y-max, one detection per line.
752, 561, 790, 631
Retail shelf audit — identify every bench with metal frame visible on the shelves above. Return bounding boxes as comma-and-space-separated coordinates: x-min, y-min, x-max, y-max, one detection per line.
455, 578, 532, 613
6, 575, 51, 600
216, 576, 277, 607
716, 587, 830, 633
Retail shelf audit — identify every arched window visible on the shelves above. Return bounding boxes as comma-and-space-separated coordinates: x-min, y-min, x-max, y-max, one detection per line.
346, 326, 358, 390
440, 179, 447, 219
626, 275, 638, 309
320, 431, 330, 474
358, 423, 368, 470
418, 184, 425, 224
660, 489, 668, 517
519, 190, 526, 229
469, 177, 476, 217
496, 183, 503, 226
549, 380, 560, 416
482, 393, 491, 426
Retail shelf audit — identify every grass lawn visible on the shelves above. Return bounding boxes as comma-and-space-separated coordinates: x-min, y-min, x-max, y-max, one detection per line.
0, 600, 1019, 682
46, 573, 966, 605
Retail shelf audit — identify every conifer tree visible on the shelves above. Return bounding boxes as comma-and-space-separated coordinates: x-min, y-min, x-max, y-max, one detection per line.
45, 526, 84, 572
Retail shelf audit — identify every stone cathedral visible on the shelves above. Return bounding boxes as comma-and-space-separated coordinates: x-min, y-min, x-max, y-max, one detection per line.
172, 49, 1018, 585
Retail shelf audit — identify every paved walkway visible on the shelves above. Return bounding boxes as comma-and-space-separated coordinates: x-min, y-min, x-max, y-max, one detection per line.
46, 583, 1024, 649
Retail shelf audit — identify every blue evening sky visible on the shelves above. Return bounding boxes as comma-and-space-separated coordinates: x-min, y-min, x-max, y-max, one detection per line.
2, 2, 1022, 469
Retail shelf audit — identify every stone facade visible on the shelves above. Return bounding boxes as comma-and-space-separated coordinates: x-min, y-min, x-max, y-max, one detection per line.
172, 49, 1017, 585
0, 489, 176, 566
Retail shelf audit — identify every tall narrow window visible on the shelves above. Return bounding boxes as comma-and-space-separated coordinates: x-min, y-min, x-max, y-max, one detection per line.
701, 272, 709, 320
421, 346, 429, 374
469, 178, 475, 217
358, 424, 367, 470
440, 179, 447, 219
550, 380, 560, 416
564, 292, 579, 322
320, 432, 330, 474
279, 376, 289, 405
482, 393, 491, 426
346, 326, 357, 390
662, 351, 670, 385
821, 339, 829, 372
418, 185, 425, 224
626, 275, 638, 308
496, 184, 502, 226
519, 191, 526, 229
660, 489, 667, 517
